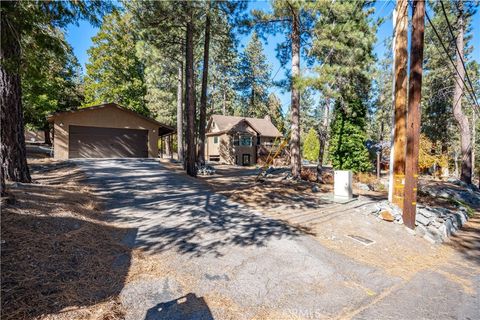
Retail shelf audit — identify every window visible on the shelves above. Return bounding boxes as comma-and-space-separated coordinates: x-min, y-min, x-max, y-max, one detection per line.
240, 136, 252, 146
233, 136, 239, 146
257, 136, 261, 145
213, 136, 218, 144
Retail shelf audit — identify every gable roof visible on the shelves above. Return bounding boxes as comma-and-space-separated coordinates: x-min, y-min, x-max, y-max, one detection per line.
208, 114, 282, 137
47, 103, 174, 136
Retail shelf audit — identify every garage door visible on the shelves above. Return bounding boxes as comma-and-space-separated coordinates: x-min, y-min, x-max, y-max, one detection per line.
69, 125, 148, 158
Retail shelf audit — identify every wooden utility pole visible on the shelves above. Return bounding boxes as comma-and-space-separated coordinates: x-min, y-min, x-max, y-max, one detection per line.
388, 0, 409, 207
403, 0, 425, 229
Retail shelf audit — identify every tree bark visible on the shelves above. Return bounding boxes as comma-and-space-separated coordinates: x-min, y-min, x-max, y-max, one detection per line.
1, 2, 31, 183
222, 89, 226, 115
452, 0, 472, 184
289, 9, 301, 179
316, 101, 330, 181
44, 126, 52, 145
1, 166, 5, 197
198, 12, 211, 166
185, 10, 197, 177
177, 63, 184, 163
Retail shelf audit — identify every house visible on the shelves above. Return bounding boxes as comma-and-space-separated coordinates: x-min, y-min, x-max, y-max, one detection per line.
205, 114, 283, 165
47, 103, 174, 159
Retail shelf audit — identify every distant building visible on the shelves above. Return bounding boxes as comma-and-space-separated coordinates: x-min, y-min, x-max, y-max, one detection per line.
205, 114, 283, 165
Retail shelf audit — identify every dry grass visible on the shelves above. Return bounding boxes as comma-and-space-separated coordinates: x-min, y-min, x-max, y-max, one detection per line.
1, 159, 131, 320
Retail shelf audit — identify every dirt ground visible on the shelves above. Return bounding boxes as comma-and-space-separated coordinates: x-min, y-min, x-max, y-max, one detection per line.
1, 159, 130, 320
2, 158, 479, 319
197, 163, 480, 281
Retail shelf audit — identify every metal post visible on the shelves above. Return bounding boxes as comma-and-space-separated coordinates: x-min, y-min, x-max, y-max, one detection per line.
403, 0, 425, 229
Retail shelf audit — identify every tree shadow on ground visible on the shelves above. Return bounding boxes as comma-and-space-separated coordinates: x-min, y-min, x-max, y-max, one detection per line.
145, 293, 213, 320
1, 162, 136, 320
445, 213, 480, 266
79, 159, 314, 257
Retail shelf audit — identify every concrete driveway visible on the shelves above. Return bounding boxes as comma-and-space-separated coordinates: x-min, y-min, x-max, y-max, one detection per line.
78, 159, 479, 320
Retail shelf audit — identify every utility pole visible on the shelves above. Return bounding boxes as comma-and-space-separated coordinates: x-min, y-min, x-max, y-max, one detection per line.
403, 0, 425, 229
388, 0, 409, 207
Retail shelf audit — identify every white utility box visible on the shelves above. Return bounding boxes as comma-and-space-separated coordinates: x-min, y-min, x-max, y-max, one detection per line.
334, 170, 353, 200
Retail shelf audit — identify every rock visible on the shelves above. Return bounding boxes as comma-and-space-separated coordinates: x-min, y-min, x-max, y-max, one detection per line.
425, 226, 442, 243
415, 225, 427, 237
415, 213, 431, 226
418, 208, 432, 218
356, 183, 370, 191
311, 185, 319, 193
380, 210, 394, 222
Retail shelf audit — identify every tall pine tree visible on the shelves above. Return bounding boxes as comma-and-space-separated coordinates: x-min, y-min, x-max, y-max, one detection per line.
84, 10, 148, 115
237, 32, 271, 118
310, 1, 376, 172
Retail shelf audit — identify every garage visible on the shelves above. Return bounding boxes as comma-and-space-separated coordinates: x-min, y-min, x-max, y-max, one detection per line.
69, 125, 148, 158
47, 103, 174, 160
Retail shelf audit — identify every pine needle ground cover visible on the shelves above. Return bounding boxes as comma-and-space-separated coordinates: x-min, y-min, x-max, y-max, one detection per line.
1, 160, 131, 320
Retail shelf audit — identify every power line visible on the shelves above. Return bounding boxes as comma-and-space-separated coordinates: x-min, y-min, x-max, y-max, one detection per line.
422, 4, 480, 114
439, 0, 479, 109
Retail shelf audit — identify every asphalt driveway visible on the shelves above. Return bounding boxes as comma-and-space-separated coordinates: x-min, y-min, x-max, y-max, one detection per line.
78, 159, 479, 320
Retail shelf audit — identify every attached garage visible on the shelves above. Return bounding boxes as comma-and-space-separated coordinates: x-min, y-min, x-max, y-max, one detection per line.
48, 103, 174, 160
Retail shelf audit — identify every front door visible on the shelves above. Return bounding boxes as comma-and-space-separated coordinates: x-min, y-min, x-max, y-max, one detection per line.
242, 154, 251, 166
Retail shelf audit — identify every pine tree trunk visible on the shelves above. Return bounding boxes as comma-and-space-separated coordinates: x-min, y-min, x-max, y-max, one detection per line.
198, 13, 211, 166
177, 63, 184, 163
290, 10, 301, 179
1, 3, 31, 183
452, 0, 472, 184
185, 12, 197, 177
44, 126, 52, 145
316, 102, 329, 181
223, 90, 226, 115
1, 166, 6, 197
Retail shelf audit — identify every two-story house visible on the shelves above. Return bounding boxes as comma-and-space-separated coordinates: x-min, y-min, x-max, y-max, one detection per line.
205, 114, 283, 165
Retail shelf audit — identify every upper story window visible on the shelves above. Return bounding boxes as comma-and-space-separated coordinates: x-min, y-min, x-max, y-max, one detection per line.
233, 136, 239, 146
213, 136, 219, 144
240, 136, 252, 146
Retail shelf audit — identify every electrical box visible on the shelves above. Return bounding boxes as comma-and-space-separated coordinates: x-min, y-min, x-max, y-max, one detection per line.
334, 170, 353, 200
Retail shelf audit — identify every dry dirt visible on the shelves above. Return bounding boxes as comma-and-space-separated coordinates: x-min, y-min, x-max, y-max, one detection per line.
198, 164, 480, 281
1, 159, 129, 320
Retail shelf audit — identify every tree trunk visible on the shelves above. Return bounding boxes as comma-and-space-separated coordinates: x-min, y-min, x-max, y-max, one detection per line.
472, 111, 476, 181
185, 12, 197, 177
316, 101, 329, 181
289, 10, 301, 179
1, 166, 5, 197
223, 89, 226, 115
177, 63, 184, 163
44, 126, 52, 145
452, 0, 472, 184
0, 3, 31, 183
198, 12, 211, 166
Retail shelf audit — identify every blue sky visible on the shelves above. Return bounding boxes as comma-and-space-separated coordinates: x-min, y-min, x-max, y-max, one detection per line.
66, 0, 479, 112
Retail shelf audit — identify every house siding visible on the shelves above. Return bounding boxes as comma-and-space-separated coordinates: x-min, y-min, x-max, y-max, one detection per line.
52, 105, 159, 160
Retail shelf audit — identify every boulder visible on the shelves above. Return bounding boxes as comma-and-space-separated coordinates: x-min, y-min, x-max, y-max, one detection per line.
380, 210, 394, 222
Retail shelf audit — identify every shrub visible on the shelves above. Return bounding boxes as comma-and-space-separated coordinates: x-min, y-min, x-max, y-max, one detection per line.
302, 128, 320, 162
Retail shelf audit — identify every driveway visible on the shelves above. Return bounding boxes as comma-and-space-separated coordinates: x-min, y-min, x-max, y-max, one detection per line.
78, 159, 479, 320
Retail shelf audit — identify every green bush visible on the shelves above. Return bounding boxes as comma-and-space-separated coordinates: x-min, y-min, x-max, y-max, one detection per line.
302, 128, 320, 162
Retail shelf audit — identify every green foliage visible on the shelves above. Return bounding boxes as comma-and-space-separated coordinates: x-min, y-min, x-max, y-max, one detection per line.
84, 10, 148, 115
329, 101, 372, 172
310, 1, 376, 172
267, 93, 285, 134
237, 32, 271, 117
302, 128, 319, 161
23, 34, 83, 130
368, 37, 393, 144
